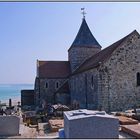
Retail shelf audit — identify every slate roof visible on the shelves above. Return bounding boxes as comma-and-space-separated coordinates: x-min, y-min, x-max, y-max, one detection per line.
68, 18, 101, 51
55, 80, 69, 94
38, 61, 71, 78
72, 30, 139, 75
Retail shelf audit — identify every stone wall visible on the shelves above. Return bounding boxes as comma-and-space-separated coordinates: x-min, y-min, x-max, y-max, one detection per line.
68, 47, 100, 72
38, 78, 67, 105
55, 93, 70, 105
21, 90, 35, 107
69, 32, 140, 112
34, 77, 40, 106
70, 69, 99, 109
99, 32, 140, 112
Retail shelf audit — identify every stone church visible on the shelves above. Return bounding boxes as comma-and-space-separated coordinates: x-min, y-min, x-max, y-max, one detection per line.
34, 15, 140, 112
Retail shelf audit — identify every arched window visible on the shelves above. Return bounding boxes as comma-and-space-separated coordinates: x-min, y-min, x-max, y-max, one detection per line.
91, 75, 94, 89
55, 81, 59, 89
46, 82, 49, 88
137, 72, 140, 86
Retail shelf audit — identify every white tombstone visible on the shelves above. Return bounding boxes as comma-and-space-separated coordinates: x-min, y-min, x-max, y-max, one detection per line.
64, 109, 119, 138
0, 116, 20, 136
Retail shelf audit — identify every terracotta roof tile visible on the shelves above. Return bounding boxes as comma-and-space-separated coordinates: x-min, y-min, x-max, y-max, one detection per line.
38, 61, 71, 78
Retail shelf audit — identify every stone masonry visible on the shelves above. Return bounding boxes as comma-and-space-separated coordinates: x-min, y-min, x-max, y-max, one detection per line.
70, 31, 140, 112
68, 47, 101, 72
34, 16, 140, 113
36, 78, 66, 105
98, 32, 140, 112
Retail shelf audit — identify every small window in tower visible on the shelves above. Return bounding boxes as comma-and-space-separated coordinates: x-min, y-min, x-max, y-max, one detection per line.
55, 81, 59, 89
91, 75, 94, 89
46, 82, 49, 88
137, 72, 140, 86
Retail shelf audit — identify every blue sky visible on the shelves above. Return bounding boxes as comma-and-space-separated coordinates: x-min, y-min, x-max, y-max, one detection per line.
0, 2, 140, 84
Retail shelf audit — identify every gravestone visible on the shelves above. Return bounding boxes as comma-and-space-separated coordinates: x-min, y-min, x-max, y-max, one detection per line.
0, 116, 20, 136
64, 109, 119, 138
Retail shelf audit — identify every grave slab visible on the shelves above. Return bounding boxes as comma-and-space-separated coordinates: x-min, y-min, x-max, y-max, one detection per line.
49, 119, 64, 132
64, 109, 119, 138
121, 124, 140, 138
117, 116, 138, 125
0, 116, 20, 136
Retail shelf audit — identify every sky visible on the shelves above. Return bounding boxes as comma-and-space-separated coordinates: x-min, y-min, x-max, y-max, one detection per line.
1, 2, 140, 84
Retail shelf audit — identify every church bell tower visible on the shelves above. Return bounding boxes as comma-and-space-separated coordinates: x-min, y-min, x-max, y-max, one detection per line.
68, 8, 102, 72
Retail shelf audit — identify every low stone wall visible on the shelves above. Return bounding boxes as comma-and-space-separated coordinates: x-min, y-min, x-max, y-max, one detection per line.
0, 116, 20, 136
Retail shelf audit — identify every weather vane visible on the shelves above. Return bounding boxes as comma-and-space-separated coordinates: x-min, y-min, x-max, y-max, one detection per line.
81, 7, 86, 19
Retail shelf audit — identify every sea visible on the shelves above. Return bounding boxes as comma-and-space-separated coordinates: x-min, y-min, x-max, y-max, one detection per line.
0, 84, 34, 104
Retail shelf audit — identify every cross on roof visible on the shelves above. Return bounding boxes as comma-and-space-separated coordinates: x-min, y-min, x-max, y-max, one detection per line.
81, 8, 86, 19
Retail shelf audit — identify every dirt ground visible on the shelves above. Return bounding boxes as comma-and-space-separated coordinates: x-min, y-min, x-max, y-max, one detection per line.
0, 115, 136, 139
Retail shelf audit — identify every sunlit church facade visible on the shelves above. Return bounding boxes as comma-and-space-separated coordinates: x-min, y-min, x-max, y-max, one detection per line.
34, 13, 140, 112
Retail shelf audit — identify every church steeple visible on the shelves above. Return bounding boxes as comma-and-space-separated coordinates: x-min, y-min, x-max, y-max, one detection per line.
70, 18, 101, 49
68, 10, 101, 72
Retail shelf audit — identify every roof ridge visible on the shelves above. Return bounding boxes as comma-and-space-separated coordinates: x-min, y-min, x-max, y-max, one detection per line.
71, 30, 139, 75
38, 60, 69, 62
